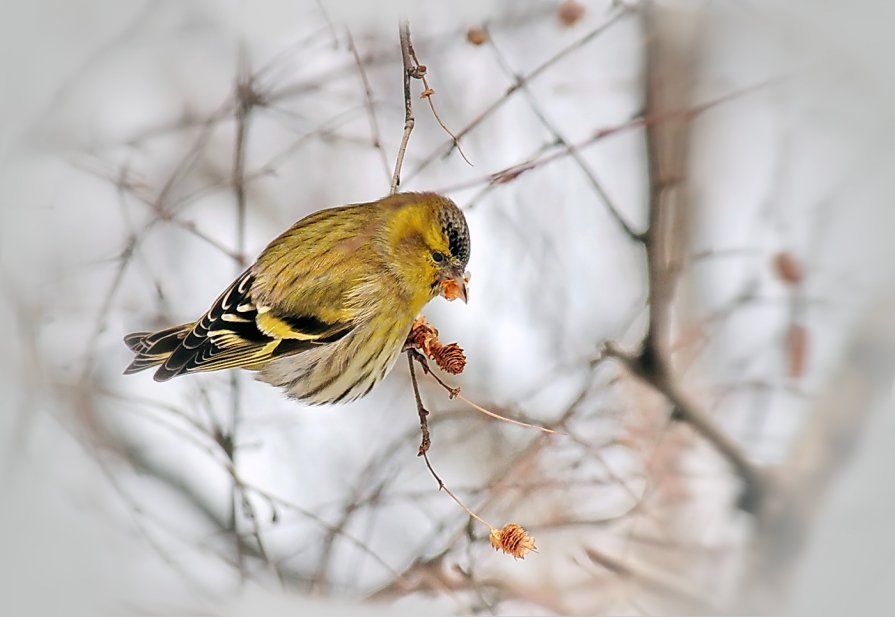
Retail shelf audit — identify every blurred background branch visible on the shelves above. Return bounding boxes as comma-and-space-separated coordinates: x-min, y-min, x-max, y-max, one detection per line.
2, 1, 894, 615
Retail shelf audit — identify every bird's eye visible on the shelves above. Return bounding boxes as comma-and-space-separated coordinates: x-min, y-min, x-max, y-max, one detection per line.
431, 250, 445, 263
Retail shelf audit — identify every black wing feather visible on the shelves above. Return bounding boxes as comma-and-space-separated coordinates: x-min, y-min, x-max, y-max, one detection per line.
148, 268, 352, 381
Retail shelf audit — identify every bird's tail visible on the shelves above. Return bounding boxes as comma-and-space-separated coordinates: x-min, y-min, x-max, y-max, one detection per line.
123, 323, 193, 378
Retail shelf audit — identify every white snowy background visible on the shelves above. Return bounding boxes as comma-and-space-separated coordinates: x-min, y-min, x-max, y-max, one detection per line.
1, 1, 894, 615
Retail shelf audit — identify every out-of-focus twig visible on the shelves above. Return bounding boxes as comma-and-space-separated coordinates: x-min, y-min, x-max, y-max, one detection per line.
604, 5, 766, 514
582, 547, 720, 613
346, 29, 392, 184
484, 26, 640, 241
435, 77, 780, 196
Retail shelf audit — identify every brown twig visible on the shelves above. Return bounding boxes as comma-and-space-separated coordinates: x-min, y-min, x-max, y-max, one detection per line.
390, 20, 418, 194
388, 20, 468, 188
403, 6, 631, 185
415, 351, 563, 436
455, 393, 564, 436
407, 351, 432, 456
406, 42, 472, 166
406, 348, 459, 396
420, 451, 536, 560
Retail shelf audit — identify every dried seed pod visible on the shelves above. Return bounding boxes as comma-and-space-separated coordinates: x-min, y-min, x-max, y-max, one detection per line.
408, 317, 467, 374
490, 523, 537, 559
433, 342, 466, 374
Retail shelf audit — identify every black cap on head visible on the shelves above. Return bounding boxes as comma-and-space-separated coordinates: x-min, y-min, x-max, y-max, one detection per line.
438, 200, 470, 268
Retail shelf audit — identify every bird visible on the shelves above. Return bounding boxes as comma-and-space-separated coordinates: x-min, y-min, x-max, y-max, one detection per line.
123, 192, 470, 404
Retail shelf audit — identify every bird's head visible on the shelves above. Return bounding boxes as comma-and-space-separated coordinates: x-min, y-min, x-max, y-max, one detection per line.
382, 192, 471, 304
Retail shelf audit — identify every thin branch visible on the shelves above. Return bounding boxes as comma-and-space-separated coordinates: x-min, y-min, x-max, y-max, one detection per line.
238, 482, 407, 583
390, 20, 417, 194
456, 394, 564, 436
407, 346, 562, 436
407, 39, 472, 167
421, 452, 491, 530
406, 348, 459, 395
403, 6, 631, 185
434, 77, 780, 196
407, 351, 432, 456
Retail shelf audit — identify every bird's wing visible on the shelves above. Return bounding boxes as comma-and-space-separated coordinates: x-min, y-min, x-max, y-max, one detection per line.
154, 204, 382, 381
154, 268, 353, 381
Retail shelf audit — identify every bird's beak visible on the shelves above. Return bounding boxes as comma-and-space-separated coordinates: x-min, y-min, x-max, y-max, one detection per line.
438, 269, 469, 303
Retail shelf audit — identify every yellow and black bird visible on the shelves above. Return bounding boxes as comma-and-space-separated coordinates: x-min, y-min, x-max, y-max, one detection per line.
124, 192, 470, 404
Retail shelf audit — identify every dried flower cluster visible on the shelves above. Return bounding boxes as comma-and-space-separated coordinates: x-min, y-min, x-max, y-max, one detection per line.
489, 523, 537, 559
408, 317, 467, 374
